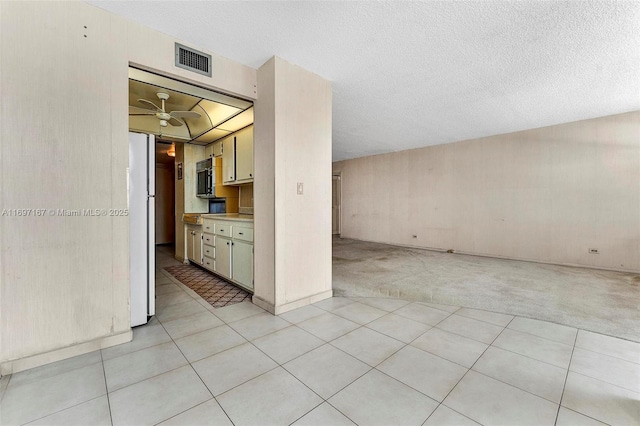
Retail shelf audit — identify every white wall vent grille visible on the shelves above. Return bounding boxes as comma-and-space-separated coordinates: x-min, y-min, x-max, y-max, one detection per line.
175, 43, 212, 77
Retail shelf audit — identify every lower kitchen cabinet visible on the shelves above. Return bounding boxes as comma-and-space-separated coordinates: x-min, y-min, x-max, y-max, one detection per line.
215, 236, 232, 279
202, 232, 215, 270
186, 224, 203, 265
202, 218, 254, 292
232, 240, 253, 289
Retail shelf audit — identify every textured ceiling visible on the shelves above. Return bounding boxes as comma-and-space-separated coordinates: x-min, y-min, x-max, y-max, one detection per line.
89, 1, 640, 161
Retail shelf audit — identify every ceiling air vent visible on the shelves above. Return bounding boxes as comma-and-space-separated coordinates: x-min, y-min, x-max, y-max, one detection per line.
175, 43, 212, 77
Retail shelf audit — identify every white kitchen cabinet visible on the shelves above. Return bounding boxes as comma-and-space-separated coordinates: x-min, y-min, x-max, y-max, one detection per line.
203, 220, 215, 235
202, 230, 215, 271
212, 141, 223, 157
221, 135, 235, 184
202, 234, 215, 253
186, 224, 203, 265
204, 143, 214, 159
215, 236, 232, 279
203, 256, 214, 270
234, 126, 254, 183
221, 125, 253, 185
199, 218, 254, 291
232, 240, 253, 290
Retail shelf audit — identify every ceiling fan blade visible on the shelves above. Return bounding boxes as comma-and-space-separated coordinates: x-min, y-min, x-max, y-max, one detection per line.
138, 99, 162, 111
168, 117, 185, 127
129, 106, 156, 115
170, 110, 201, 119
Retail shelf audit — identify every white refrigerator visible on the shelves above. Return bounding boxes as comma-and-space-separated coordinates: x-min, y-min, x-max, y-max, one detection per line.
129, 132, 156, 327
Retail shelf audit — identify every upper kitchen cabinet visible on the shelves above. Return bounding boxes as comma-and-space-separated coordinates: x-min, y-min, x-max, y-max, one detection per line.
222, 125, 254, 185
213, 141, 223, 157
222, 134, 236, 184
235, 126, 254, 183
204, 140, 223, 159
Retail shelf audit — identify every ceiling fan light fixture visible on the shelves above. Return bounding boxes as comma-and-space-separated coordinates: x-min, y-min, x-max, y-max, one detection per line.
159, 119, 168, 127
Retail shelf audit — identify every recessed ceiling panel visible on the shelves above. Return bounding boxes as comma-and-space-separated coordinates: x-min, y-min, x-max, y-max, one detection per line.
198, 99, 242, 128
196, 128, 232, 143
182, 104, 212, 137
218, 107, 254, 133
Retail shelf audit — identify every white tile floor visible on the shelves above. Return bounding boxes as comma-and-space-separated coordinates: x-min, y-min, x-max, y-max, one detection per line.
1, 249, 639, 426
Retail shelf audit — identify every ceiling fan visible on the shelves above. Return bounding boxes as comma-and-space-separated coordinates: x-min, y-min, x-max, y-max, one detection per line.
130, 92, 201, 127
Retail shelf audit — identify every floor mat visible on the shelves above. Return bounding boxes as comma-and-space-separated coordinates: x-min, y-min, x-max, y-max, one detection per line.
164, 265, 251, 308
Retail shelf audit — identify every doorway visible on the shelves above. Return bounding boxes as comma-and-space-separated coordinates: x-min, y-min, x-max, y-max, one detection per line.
332, 174, 341, 235
155, 141, 176, 245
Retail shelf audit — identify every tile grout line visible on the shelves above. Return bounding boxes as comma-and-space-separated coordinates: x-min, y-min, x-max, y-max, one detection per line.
566, 368, 640, 394
159, 296, 319, 423
150, 311, 234, 425
100, 349, 115, 426
424, 315, 518, 425
0, 370, 13, 405
554, 327, 579, 426
20, 395, 110, 426
421, 405, 479, 426
571, 331, 640, 365
559, 406, 614, 425
151, 399, 222, 426
461, 319, 585, 405
315, 307, 459, 424
485, 341, 570, 371
102, 336, 171, 364
253, 303, 389, 424
402, 310, 469, 425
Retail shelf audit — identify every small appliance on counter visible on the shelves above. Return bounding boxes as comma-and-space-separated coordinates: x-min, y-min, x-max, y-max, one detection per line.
196, 158, 215, 198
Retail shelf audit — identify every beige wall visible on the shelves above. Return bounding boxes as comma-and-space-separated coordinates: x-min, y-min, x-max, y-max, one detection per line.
0, 1, 256, 372
254, 57, 333, 314
333, 111, 640, 272
254, 59, 277, 308
174, 144, 208, 261
174, 144, 186, 261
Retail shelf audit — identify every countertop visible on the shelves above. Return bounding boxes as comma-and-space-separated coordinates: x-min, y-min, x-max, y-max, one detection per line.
201, 213, 254, 223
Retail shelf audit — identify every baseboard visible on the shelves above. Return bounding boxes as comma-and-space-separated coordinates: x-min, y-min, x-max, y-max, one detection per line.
0, 330, 132, 376
252, 295, 275, 314
253, 290, 333, 315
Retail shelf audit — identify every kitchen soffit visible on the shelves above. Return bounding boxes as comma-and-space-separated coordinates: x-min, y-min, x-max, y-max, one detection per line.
128, 68, 253, 144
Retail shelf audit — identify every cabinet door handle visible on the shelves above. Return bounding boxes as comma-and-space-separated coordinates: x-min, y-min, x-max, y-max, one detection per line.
238, 232, 243, 235
226, 242, 229, 245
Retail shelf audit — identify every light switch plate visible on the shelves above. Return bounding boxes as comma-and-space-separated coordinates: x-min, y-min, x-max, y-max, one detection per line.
297, 182, 304, 195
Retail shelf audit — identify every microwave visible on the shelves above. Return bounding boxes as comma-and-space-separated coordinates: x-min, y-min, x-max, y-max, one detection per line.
196, 158, 216, 198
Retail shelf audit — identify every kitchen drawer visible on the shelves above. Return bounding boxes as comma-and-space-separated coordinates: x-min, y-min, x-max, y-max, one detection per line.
203, 256, 215, 271
203, 244, 215, 259
215, 223, 232, 237
233, 227, 253, 242
203, 220, 215, 234
203, 234, 215, 246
